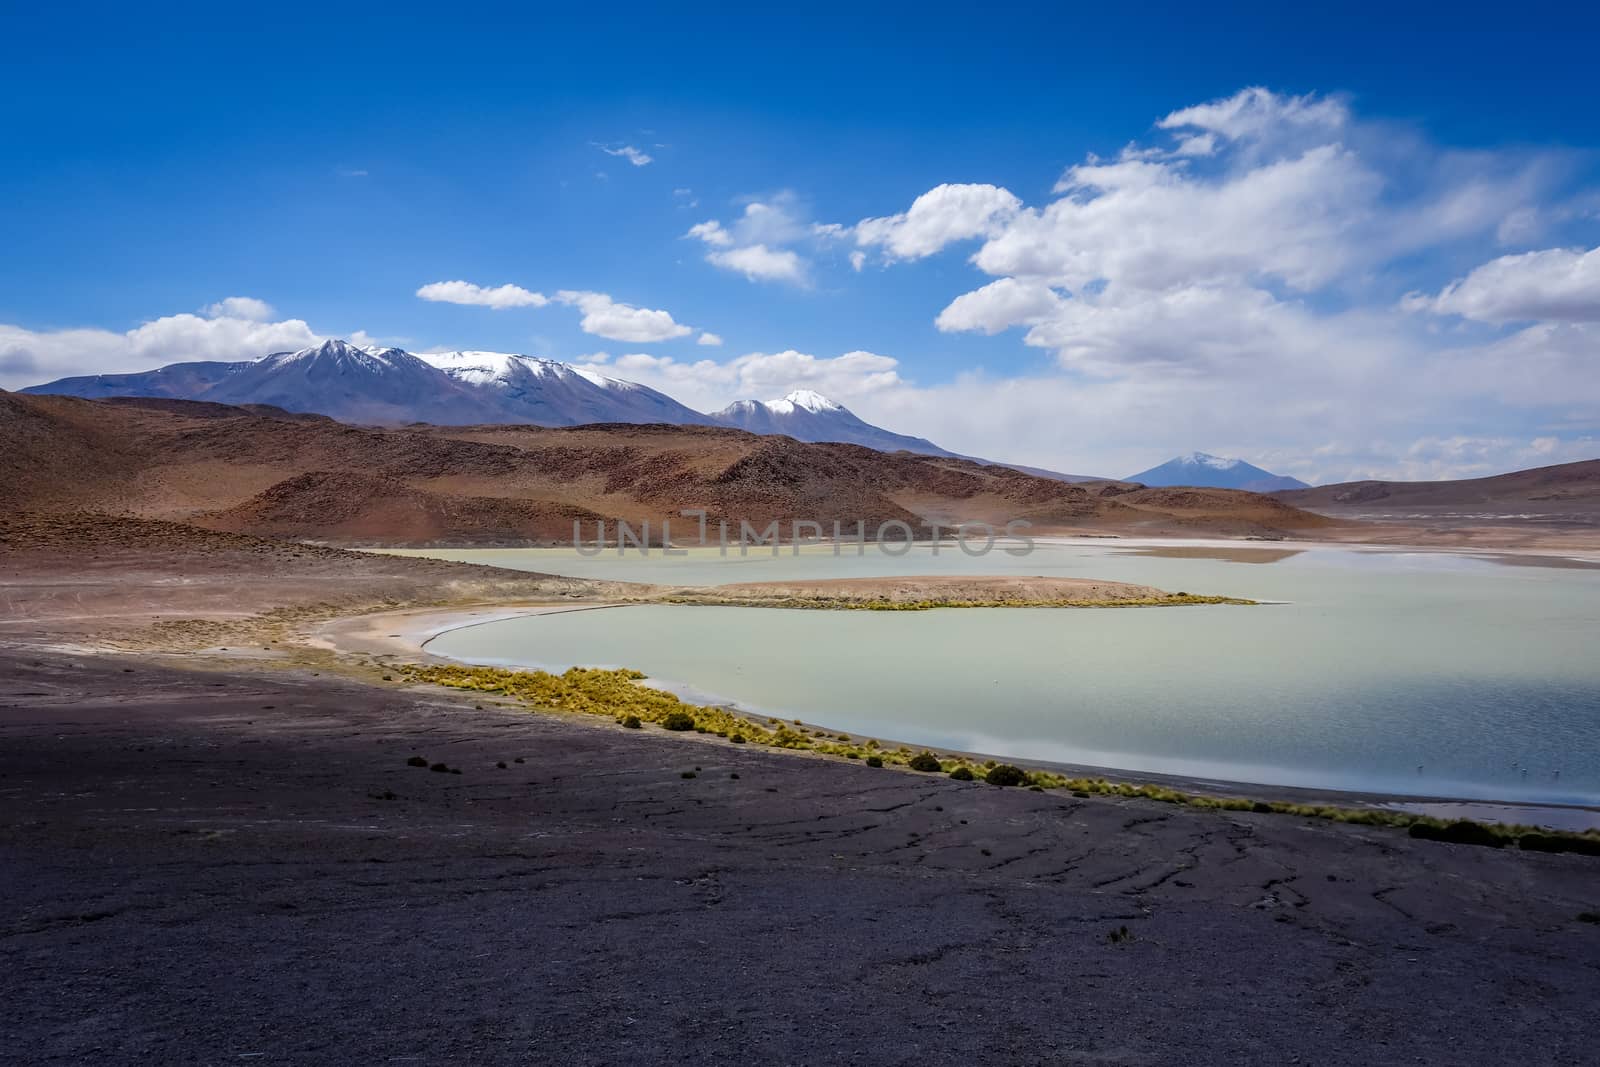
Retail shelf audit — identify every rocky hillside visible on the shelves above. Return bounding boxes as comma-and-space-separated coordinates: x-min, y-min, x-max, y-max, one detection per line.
0, 391, 1334, 545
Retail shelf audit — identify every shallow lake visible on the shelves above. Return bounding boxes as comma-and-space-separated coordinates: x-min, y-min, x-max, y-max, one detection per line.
392, 540, 1600, 808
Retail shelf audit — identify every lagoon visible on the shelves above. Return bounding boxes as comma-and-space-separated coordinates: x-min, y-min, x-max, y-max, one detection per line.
395, 540, 1600, 808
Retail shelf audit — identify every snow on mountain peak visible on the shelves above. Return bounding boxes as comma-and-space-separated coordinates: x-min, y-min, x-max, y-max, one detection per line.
1186, 451, 1242, 470
267, 338, 405, 369
767, 389, 843, 415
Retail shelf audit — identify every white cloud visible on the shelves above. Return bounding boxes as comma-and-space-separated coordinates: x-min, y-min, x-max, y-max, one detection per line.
707, 244, 805, 283
696, 332, 723, 346
935, 279, 1061, 335
1406, 244, 1600, 323
1172, 133, 1217, 158
686, 193, 816, 285
848, 250, 866, 272
1157, 87, 1348, 143
203, 296, 276, 321
686, 220, 733, 247
554, 290, 694, 343
416, 280, 549, 309
853, 183, 1022, 261
580, 349, 903, 412
599, 144, 653, 167
980, 144, 1381, 297
795, 87, 1595, 480
0, 308, 327, 390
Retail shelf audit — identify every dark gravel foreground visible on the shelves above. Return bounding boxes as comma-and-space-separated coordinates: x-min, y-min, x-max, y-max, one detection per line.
2, 654, 1597, 1065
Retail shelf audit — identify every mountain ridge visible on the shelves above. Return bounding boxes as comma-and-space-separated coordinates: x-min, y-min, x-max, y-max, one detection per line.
1274, 459, 1600, 517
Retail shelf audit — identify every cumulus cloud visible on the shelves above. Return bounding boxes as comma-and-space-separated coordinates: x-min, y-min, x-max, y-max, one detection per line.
853, 183, 1023, 261
780, 86, 1596, 480
599, 144, 653, 166
696, 332, 723, 346
934, 279, 1062, 335
554, 290, 694, 343
0, 306, 327, 390
840, 86, 1554, 391
707, 244, 805, 283
686, 192, 817, 285
1405, 244, 1600, 323
686, 220, 733, 247
416, 280, 549, 309
203, 296, 277, 321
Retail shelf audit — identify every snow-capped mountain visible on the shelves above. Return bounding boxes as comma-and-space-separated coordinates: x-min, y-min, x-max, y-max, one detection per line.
1128, 452, 1310, 492
420, 350, 718, 426
711, 390, 955, 456
197, 340, 501, 425
21, 341, 1103, 475
24, 340, 714, 428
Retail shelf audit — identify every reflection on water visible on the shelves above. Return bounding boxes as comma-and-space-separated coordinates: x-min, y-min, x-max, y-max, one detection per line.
398, 539, 1600, 809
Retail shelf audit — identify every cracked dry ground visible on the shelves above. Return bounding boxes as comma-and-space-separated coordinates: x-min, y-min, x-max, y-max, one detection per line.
2, 654, 1597, 1065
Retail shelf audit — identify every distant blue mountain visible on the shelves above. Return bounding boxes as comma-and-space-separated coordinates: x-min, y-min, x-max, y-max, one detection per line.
1128, 451, 1310, 493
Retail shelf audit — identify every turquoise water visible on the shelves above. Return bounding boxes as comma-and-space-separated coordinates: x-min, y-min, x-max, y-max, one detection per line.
399, 541, 1600, 807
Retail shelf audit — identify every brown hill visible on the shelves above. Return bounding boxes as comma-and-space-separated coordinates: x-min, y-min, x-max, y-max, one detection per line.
1275, 459, 1600, 525
0, 391, 1333, 545
205, 471, 606, 545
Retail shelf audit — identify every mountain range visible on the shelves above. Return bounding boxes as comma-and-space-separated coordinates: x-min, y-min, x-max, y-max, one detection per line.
23, 340, 720, 430
25, 344, 1343, 492
23, 339, 1106, 479
1128, 452, 1309, 493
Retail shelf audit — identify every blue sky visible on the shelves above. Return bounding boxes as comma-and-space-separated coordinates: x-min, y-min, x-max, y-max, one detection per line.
3, 3, 1599, 481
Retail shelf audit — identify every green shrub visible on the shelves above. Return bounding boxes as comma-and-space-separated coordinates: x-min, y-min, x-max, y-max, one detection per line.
406, 755, 428, 768
985, 764, 1027, 787
429, 762, 450, 773
729, 733, 746, 743
1409, 819, 1507, 848
907, 752, 942, 772
846, 751, 860, 759
680, 770, 697, 779
949, 766, 975, 781
621, 715, 642, 729
1520, 832, 1600, 857
662, 711, 694, 731
865, 755, 884, 768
